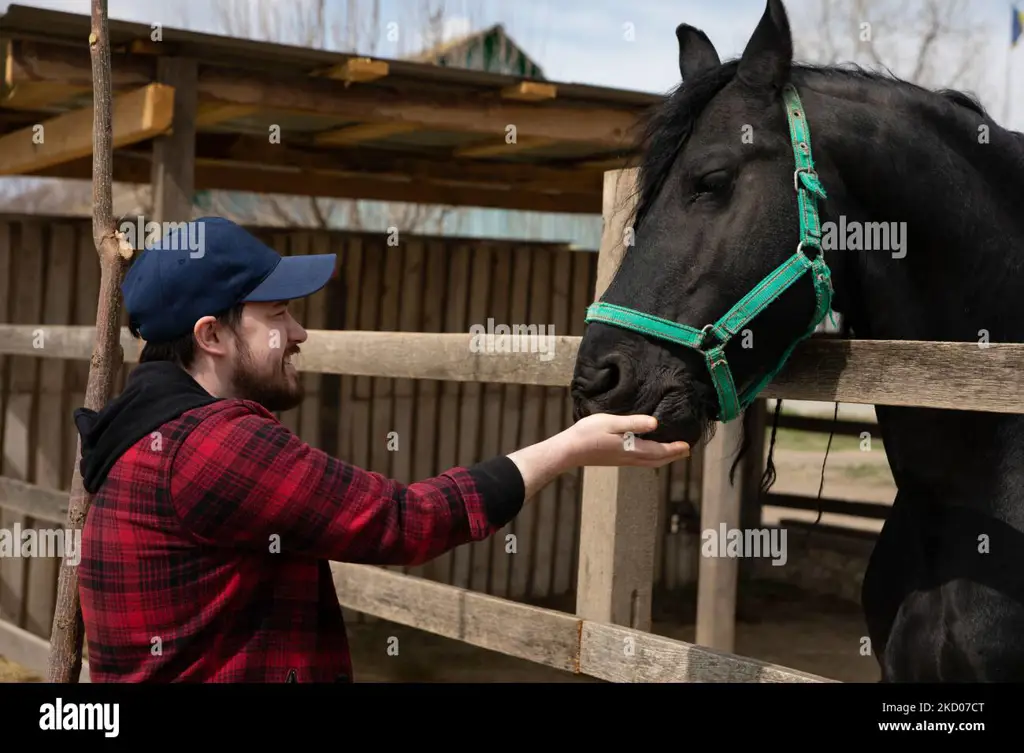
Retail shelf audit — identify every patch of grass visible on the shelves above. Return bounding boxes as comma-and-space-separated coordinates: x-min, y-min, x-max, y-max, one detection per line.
768, 427, 881, 454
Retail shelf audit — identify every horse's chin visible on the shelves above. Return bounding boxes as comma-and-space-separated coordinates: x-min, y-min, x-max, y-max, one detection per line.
648, 399, 704, 445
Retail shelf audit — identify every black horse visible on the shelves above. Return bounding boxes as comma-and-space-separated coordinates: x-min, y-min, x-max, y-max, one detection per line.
571, 0, 1024, 682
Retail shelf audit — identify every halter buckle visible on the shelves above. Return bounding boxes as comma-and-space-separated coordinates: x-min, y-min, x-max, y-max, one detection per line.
793, 167, 816, 192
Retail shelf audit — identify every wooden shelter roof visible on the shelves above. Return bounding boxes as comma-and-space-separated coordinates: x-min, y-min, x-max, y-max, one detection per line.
0, 4, 664, 214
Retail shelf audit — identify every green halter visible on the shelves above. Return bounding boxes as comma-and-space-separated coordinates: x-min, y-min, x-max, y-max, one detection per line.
584, 83, 835, 423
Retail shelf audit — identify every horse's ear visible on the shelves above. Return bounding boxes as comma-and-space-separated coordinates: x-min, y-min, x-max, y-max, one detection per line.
737, 0, 792, 91
675, 24, 720, 82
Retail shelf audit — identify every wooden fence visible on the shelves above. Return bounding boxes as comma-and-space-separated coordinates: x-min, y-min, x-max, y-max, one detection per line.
0, 210, 714, 667
2, 167, 1022, 682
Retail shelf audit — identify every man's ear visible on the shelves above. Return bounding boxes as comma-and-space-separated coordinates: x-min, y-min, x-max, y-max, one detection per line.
193, 315, 231, 356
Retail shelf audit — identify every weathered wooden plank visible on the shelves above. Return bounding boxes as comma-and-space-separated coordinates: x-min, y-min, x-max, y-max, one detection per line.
374, 241, 401, 583
336, 238, 362, 463
3, 325, 1024, 412
404, 241, 444, 582
24, 223, 73, 637
489, 247, 532, 598
579, 622, 831, 683
576, 168, 660, 632
0, 475, 67, 524
508, 247, 546, 599
298, 232, 330, 449
0, 222, 45, 629
0, 84, 174, 175
150, 58, 197, 225
329, 561, 831, 683
331, 562, 580, 674
0, 617, 90, 682
695, 417, 745, 652
553, 250, 593, 597
531, 247, 559, 598
425, 245, 470, 586
470, 246, 507, 594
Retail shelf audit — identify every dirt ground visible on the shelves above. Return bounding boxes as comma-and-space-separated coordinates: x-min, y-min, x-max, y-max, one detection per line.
0, 421, 893, 684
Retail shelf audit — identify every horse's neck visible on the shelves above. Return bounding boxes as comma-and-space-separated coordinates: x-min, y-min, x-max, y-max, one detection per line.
813, 81, 1024, 342
812, 79, 1024, 520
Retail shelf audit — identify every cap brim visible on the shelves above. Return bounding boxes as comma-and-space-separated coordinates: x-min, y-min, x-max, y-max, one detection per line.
241, 253, 337, 303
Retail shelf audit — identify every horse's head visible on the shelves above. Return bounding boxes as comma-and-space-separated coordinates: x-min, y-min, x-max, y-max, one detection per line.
572, 0, 836, 445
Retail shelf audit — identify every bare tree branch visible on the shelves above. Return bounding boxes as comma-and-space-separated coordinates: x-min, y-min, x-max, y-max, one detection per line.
48, 0, 134, 683
792, 0, 992, 105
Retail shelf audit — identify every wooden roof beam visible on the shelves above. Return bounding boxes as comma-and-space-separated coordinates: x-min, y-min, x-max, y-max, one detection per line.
34, 152, 603, 214
0, 82, 174, 175
190, 133, 604, 194
501, 81, 556, 102
195, 102, 259, 127
315, 57, 389, 85
314, 122, 421, 147
0, 82, 89, 111
454, 136, 558, 159
5, 39, 640, 148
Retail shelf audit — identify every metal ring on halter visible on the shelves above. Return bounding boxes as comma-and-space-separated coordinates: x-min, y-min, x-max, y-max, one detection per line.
793, 167, 816, 192
698, 323, 716, 349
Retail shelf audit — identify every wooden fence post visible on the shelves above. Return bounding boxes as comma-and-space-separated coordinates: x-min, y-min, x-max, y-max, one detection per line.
575, 168, 661, 631
695, 417, 746, 652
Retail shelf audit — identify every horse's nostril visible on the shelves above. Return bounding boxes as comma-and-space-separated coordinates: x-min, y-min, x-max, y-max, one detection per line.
591, 360, 619, 393
575, 354, 630, 406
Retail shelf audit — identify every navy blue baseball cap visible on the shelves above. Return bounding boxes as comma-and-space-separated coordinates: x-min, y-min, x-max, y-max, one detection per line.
122, 217, 336, 342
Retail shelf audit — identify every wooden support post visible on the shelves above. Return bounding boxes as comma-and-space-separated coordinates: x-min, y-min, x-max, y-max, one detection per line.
695, 416, 745, 652
575, 168, 661, 632
738, 398, 768, 585
150, 57, 197, 221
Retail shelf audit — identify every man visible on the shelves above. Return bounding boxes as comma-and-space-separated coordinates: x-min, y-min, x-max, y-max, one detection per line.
74, 217, 690, 682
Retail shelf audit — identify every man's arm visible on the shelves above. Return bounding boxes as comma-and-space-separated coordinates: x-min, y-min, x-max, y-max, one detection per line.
168, 401, 548, 566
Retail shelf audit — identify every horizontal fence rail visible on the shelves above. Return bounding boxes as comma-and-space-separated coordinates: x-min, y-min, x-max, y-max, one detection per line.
2, 324, 1024, 412
0, 471, 829, 683
0, 618, 90, 682
329, 562, 831, 683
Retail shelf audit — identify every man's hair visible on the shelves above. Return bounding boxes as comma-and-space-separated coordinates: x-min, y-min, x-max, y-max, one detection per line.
129, 303, 245, 369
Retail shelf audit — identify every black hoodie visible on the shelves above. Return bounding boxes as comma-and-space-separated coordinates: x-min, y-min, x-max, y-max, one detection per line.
73, 361, 525, 526
74, 362, 221, 494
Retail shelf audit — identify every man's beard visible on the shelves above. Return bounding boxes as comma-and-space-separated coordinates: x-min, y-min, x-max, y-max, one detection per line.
229, 337, 304, 413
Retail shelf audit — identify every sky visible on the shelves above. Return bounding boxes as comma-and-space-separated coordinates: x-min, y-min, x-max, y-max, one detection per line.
1, 0, 1022, 131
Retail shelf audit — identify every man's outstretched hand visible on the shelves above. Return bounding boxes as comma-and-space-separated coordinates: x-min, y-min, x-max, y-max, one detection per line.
561, 413, 690, 468
507, 414, 690, 502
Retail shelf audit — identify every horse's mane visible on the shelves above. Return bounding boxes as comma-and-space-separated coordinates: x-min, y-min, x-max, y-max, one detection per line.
628, 59, 991, 234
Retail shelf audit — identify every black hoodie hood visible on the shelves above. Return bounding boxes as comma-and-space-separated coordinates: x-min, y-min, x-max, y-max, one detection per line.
74, 362, 222, 494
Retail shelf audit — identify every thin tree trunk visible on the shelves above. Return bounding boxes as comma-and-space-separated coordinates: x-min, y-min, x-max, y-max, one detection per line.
47, 0, 134, 683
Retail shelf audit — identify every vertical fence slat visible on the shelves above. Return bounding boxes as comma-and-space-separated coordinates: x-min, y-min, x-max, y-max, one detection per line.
526, 247, 555, 599
451, 244, 490, 591
336, 237, 362, 463
0, 221, 44, 630
405, 240, 446, 581
489, 246, 528, 599
426, 244, 470, 586
24, 223, 74, 636
373, 240, 401, 582
298, 231, 328, 449
278, 232, 307, 434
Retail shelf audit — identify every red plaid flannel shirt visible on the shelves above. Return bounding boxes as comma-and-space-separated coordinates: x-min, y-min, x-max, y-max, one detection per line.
78, 399, 514, 682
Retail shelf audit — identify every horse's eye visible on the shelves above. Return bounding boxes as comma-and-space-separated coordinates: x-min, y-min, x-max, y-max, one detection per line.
695, 169, 731, 194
